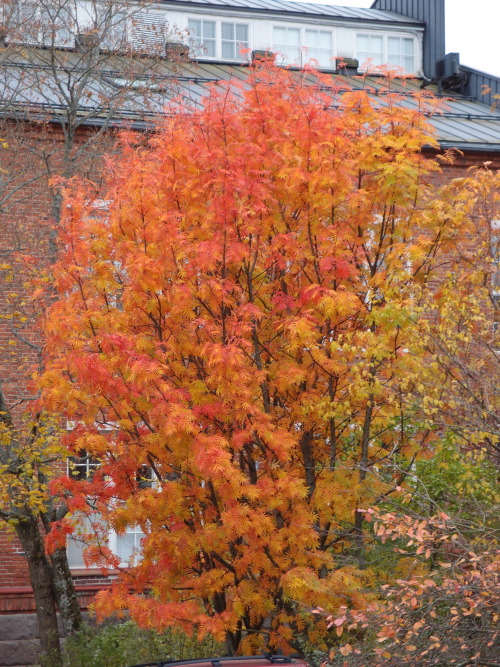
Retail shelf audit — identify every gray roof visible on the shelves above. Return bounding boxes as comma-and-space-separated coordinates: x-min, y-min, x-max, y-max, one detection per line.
161, 0, 423, 24
172, 62, 500, 153
1, 51, 498, 153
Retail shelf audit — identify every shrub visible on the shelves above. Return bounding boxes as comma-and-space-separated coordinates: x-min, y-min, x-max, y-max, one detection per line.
63, 620, 224, 667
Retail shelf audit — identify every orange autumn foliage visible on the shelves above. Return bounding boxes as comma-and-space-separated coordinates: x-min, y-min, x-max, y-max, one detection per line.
39, 64, 469, 653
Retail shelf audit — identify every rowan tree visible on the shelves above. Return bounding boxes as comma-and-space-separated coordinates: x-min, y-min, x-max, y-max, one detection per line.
40, 63, 471, 654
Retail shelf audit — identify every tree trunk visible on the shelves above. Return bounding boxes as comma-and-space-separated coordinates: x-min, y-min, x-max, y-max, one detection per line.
15, 519, 62, 667
50, 545, 82, 635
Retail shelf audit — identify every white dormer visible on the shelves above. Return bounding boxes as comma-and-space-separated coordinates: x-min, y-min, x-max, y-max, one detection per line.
158, 0, 424, 73
8, 0, 425, 74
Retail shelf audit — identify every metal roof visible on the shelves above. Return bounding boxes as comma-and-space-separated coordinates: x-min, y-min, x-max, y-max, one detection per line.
161, 0, 423, 24
1, 52, 499, 153
171, 62, 500, 153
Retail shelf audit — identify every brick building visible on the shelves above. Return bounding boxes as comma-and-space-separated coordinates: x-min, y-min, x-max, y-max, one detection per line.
0, 0, 499, 664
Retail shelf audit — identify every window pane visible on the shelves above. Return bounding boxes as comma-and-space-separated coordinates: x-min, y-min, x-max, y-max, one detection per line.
221, 22, 234, 40
287, 28, 300, 46
205, 41, 216, 57
236, 24, 248, 42
370, 35, 383, 53
67, 536, 86, 568
318, 51, 332, 68
318, 31, 331, 50
115, 533, 136, 561
273, 26, 286, 44
115, 527, 144, 563
404, 55, 415, 72
388, 36, 400, 55
222, 41, 235, 59
404, 38, 414, 56
188, 19, 201, 37
67, 514, 99, 569
286, 46, 300, 63
357, 34, 370, 52
203, 21, 215, 39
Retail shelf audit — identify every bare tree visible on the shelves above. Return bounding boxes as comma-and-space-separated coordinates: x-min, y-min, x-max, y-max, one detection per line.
0, 1, 187, 663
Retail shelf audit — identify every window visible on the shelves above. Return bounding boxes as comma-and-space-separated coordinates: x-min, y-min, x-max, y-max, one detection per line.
388, 36, 415, 73
13, 0, 75, 47
356, 33, 416, 73
304, 29, 333, 68
357, 34, 384, 68
68, 450, 100, 481
273, 26, 300, 64
66, 449, 152, 569
188, 18, 216, 58
221, 22, 248, 61
272, 26, 334, 68
188, 18, 249, 61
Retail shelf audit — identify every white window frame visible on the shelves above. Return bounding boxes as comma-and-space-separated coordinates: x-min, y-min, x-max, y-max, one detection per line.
67, 509, 148, 570
66, 441, 153, 570
108, 524, 146, 565
355, 31, 418, 74
187, 15, 250, 62
271, 23, 336, 69
13, 0, 76, 48
387, 35, 417, 73
303, 28, 335, 69
220, 21, 250, 61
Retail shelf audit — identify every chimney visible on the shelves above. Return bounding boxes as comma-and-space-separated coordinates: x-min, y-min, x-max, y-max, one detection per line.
165, 42, 190, 61
336, 58, 359, 76
251, 50, 275, 63
370, 0, 445, 79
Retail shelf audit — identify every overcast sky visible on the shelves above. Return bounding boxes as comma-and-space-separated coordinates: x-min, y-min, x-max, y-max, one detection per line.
297, 0, 500, 77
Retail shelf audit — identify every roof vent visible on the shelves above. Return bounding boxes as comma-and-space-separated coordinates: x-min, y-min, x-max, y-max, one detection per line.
336, 57, 359, 76
436, 52, 468, 94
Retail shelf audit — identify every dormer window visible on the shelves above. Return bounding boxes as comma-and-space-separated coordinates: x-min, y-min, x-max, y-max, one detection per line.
304, 29, 334, 69
188, 18, 249, 61
388, 36, 415, 73
221, 22, 249, 60
356, 33, 416, 73
357, 34, 384, 67
273, 26, 300, 64
272, 26, 334, 68
188, 18, 216, 58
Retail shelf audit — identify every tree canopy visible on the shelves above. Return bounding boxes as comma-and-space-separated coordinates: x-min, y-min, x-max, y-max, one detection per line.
39, 64, 498, 656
